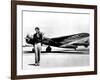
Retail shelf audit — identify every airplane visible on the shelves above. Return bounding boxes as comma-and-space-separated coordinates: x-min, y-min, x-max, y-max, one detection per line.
25, 33, 89, 52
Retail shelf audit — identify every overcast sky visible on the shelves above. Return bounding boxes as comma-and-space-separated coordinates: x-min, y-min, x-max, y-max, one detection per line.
23, 11, 90, 44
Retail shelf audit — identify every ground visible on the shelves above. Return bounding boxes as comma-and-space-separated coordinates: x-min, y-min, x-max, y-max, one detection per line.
22, 46, 89, 70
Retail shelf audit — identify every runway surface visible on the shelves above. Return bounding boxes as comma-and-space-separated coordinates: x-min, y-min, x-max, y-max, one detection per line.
22, 46, 89, 70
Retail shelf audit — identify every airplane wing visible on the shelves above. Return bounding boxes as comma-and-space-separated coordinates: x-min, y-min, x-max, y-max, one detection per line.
50, 33, 89, 48
51, 33, 89, 43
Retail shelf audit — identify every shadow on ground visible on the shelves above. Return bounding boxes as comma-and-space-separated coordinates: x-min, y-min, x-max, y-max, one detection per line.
23, 49, 89, 54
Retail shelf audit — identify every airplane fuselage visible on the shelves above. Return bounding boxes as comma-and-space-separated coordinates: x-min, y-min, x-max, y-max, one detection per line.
25, 33, 89, 51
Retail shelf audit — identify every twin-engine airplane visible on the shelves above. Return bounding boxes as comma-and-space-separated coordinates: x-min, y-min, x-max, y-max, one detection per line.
25, 33, 89, 52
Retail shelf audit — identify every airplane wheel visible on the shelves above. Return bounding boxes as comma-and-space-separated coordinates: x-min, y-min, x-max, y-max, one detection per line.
85, 45, 88, 48
46, 46, 52, 52
32, 48, 35, 52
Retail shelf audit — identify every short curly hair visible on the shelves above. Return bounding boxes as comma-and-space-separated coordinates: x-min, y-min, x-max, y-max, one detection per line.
35, 27, 40, 30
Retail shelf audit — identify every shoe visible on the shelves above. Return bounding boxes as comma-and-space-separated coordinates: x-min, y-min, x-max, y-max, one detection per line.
37, 63, 40, 66
34, 63, 38, 66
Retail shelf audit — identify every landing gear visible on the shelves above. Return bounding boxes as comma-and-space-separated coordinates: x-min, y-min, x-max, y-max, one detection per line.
74, 48, 76, 51
74, 45, 77, 51
46, 46, 52, 52
84, 45, 88, 48
32, 48, 35, 52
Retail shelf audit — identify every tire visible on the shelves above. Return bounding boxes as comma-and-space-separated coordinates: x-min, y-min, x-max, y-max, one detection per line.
32, 48, 35, 52
46, 46, 51, 52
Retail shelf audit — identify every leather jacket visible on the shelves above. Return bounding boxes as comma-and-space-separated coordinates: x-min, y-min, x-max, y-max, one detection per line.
33, 32, 43, 44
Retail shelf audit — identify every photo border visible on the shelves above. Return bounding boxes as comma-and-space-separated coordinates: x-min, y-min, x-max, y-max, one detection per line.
11, 0, 97, 80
